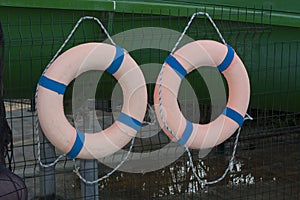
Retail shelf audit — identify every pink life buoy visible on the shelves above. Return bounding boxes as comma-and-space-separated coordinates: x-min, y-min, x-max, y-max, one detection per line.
37, 43, 147, 159
154, 40, 250, 149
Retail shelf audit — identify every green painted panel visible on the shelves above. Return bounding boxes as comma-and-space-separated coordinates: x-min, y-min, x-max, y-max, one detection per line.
121, 0, 300, 14
3, 0, 300, 14
1, 0, 299, 27
0, 6, 109, 99
0, 2, 299, 112
0, 0, 114, 11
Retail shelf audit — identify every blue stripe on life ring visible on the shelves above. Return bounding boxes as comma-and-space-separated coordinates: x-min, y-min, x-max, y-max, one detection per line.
66, 130, 85, 159
165, 55, 187, 79
38, 75, 67, 95
117, 112, 142, 131
177, 120, 193, 146
217, 45, 235, 73
222, 107, 244, 127
106, 45, 124, 75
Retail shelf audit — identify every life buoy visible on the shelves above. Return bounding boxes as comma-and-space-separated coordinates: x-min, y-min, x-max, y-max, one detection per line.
154, 40, 250, 149
37, 43, 147, 159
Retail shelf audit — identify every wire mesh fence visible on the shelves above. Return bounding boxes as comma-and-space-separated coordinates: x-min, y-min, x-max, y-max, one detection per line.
0, 3, 299, 200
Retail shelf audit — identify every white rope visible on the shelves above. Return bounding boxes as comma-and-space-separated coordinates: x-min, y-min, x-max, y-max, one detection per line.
35, 12, 252, 186
159, 11, 252, 188
73, 138, 135, 184
171, 12, 226, 54
35, 16, 135, 184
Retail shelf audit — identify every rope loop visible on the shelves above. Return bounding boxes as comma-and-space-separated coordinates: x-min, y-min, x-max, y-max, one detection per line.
35, 16, 134, 184
159, 11, 252, 188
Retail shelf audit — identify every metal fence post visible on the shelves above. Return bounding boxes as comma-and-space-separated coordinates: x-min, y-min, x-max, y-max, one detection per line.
79, 100, 99, 200
38, 124, 56, 199
80, 160, 99, 200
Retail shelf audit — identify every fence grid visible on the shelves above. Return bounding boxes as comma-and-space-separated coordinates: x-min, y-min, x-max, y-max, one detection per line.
0, 5, 299, 200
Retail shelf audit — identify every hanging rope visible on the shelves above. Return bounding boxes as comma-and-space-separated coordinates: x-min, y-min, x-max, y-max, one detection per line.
158, 12, 253, 188
37, 13, 253, 186
35, 16, 134, 184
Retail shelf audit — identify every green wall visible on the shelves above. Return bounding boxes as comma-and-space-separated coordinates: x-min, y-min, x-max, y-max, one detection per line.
0, 1, 299, 111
